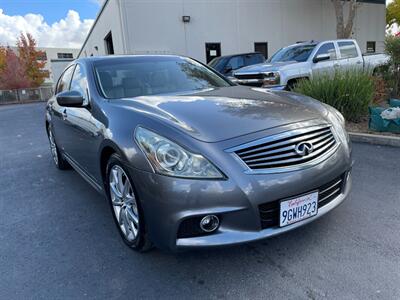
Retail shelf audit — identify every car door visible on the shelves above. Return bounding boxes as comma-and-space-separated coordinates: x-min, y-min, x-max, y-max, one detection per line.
311, 42, 339, 77
51, 65, 76, 152
337, 41, 363, 71
61, 63, 101, 179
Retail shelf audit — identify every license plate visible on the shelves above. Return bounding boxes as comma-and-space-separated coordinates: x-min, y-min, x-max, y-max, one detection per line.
279, 191, 318, 227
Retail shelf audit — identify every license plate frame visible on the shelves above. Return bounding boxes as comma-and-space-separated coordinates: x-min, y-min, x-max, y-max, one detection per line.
279, 191, 319, 227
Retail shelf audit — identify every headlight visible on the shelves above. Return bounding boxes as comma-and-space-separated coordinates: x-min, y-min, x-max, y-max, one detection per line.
324, 104, 349, 144
262, 71, 280, 87
135, 127, 224, 179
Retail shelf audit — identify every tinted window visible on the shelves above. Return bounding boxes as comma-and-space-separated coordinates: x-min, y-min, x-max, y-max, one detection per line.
226, 56, 245, 70
95, 56, 231, 99
208, 56, 228, 73
314, 43, 337, 60
70, 65, 88, 101
338, 41, 358, 59
56, 65, 75, 94
245, 54, 265, 65
268, 44, 316, 63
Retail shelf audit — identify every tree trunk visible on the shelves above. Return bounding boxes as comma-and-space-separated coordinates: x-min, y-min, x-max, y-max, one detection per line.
332, 0, 358, 39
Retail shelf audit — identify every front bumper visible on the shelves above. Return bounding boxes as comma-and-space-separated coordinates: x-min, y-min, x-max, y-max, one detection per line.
127, 141, 352, 251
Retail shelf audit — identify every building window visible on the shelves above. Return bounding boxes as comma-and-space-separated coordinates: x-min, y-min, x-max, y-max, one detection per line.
366, 41, 376, 53
104, 31, 114, 55
57, 53, 73, 59
254, 42, 268, 59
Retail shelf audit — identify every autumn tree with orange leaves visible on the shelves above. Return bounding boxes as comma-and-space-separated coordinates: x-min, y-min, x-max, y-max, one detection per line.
16, 33, 49, 87
0, 47, 31, 90
0, 33, 49, 89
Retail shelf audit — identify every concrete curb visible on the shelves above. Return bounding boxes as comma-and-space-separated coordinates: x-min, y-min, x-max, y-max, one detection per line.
349, 132, 400, 148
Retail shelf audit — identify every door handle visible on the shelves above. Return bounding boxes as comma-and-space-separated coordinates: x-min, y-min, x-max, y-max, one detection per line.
62, 109, 67, 120
356, 61, 362, 64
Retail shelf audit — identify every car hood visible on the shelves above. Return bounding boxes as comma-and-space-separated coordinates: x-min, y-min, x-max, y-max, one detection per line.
234, 61, 298, 74
118, 86, 328, 143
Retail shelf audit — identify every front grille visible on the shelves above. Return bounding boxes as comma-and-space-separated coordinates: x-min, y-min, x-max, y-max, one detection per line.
234, 125, 337, 171
259, 173, 346, 229
234, 73, 264, 80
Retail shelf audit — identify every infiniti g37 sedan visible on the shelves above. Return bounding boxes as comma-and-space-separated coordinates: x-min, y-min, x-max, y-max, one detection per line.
45, 55, 352, 252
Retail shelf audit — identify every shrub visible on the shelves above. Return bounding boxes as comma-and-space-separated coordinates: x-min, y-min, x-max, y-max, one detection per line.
384, 35, 400, 97
293, 70, 374, 122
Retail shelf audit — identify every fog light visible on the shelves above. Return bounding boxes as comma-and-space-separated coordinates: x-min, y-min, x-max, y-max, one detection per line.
200, 215, 219, 232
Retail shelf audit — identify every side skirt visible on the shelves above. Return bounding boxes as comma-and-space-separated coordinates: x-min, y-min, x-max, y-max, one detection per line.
63, 153, 104, 194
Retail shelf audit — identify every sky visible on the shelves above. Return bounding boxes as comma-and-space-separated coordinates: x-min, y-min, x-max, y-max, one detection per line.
0, 0, 104, 49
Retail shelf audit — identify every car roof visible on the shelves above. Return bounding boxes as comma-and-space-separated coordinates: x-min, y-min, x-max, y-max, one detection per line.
212, 52, 264, 60
76, 54, 190, 64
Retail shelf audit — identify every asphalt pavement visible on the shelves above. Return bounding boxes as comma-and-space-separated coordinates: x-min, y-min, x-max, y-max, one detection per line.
0, 103, 399, 299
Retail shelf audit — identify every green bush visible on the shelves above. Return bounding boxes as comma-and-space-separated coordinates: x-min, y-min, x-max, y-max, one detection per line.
385, 36, 400, 96
293, 70, 374, 122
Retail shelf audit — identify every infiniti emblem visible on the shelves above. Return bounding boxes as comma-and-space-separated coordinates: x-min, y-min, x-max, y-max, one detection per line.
295, 142, 314, 156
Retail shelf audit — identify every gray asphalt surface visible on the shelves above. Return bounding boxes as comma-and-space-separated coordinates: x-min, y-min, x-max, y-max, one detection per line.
0, 103, 399, 300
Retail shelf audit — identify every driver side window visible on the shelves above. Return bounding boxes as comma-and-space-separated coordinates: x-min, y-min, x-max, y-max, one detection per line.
70, 64, 89, 103
314, 43, 337, 60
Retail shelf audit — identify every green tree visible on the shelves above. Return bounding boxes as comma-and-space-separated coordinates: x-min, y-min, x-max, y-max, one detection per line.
385, 36, 400, 96
0, 47, 6, 71
387, 0, 400, 29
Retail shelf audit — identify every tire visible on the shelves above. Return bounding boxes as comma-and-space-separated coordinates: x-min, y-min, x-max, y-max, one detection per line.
286, 80, 298, 91
47, 124, 70, 170
105, 154, 152, 252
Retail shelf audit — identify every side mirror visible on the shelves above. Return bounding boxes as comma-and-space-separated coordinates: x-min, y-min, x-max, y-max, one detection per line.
313, 53, 330, 63
56, 90, 84, 107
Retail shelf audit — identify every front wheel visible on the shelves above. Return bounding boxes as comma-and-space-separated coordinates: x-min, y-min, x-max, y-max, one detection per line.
106, 154, 152, 252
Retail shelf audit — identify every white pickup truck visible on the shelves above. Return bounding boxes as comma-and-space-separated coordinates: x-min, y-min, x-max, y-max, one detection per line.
232, 39, 389, 90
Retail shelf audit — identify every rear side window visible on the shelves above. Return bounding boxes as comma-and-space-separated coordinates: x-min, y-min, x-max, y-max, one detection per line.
245, 54, 264, 65
314, 43, 337, 60
338, 41, 358, 59
56, 65, 75, 94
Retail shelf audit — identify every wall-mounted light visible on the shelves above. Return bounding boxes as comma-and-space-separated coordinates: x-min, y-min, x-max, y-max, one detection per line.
182, 16, 190, 23
94, 46, 99, 51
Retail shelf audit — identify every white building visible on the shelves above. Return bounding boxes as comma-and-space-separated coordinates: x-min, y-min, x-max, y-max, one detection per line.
79, 0, 386, 63
38, 47, 80, 85
11, 47, 80, 85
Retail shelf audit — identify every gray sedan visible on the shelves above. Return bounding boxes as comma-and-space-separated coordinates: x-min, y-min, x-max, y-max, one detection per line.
46, 55, 352, 252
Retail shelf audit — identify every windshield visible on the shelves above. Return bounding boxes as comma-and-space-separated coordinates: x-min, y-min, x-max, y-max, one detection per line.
268, 44, 316, 63
208, 56, 227, 72
94, 56, 231, 99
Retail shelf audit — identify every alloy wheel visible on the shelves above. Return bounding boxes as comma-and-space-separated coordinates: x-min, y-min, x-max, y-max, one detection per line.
109, 165, 139, 241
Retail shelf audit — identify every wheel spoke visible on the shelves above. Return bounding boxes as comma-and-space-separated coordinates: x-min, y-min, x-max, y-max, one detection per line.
119, 207, 129, 235
126, 207, 139, 225
110, 182, 123, 200
122, 180, 130, 198
117, 169, 124, 194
